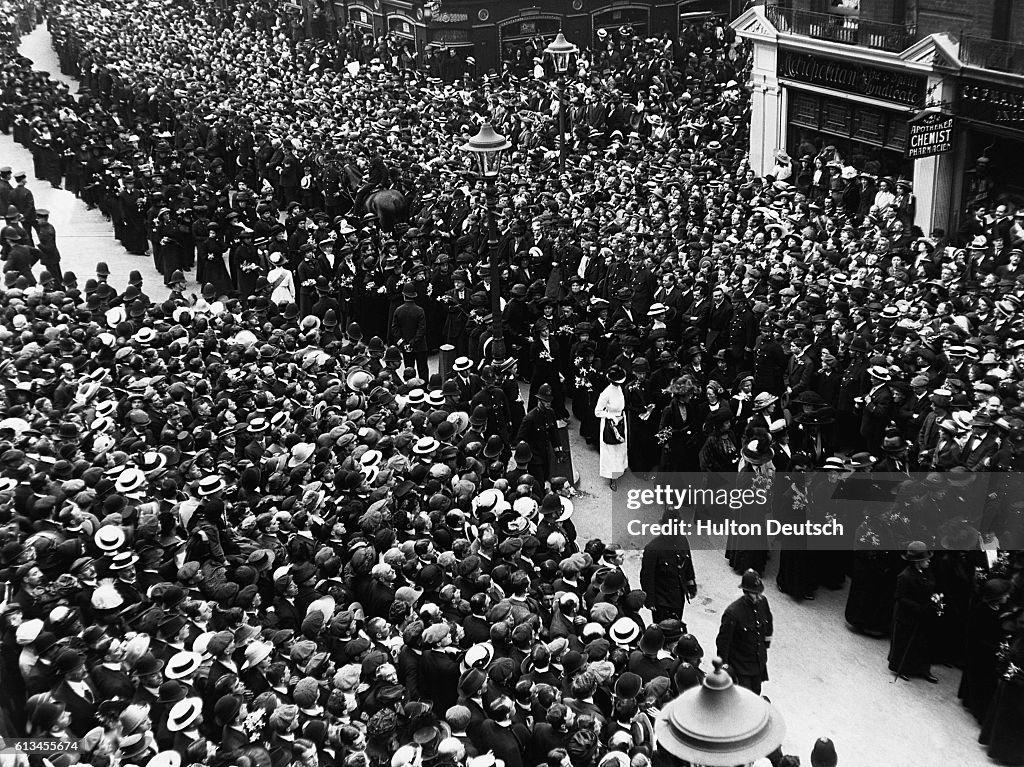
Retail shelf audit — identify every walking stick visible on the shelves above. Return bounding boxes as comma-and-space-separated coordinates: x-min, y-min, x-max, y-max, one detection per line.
890, 620, 920, 683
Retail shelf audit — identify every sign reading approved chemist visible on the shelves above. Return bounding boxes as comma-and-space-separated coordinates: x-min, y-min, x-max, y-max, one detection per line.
905, 109, 954, 160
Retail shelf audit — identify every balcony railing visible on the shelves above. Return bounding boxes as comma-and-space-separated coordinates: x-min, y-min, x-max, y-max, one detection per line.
960, 34, 1024, 77
765, 6, 917, 54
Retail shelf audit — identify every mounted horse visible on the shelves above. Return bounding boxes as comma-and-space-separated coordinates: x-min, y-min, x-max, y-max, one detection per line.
341, 158, 408, 233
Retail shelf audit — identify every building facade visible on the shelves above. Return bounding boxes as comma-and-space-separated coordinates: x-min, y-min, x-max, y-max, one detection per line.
327, 0, 742, 70
733, 0, 1024, 241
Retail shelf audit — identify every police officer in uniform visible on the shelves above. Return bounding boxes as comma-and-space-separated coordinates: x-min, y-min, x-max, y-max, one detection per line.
727, 280, 758, 378
716, 569, 773, 694
470, 364, 513, 454
639, 519, 697, 625
514, 382, 563, 484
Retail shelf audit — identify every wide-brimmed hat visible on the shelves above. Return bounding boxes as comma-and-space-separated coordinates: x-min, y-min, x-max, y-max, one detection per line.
794, 407, 835, 425
241, 641, 274, 670
867, 365, 891, 381
606, 365, 626, 385
288, 442, 315, 467
752, 392, 778, 411
741, 439, 773, 465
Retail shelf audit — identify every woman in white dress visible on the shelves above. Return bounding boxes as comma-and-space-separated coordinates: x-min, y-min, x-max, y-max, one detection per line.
268, 253, 295, 305
596, 365, 629, 491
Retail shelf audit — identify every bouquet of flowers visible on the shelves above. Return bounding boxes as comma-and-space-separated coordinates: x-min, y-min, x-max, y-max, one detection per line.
655, 427, 673, 446
1003, 661, 1024, 684
426, 283, 434, 297
242, 707, 267, 739
751, 473, 774, 495
241, 261, 261, 273
574, 374, 592, 390
538, 349, 553, 363
931, 592, 945, 618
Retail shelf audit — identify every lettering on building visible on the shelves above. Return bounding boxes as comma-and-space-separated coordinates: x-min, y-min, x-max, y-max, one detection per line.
778, 49, 926, 108
960, 82, 1024, 128
434, 11, 468, 23
905, 110, 954, 159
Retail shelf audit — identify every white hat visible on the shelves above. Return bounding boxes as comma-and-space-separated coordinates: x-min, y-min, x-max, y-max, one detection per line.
15, 618, 44, 645
147, 752, 183, 767
115, 467, 147, 494
165, 698, 202, 732
94, 524, 126, 552
609, 616, 641, 646
165, 651, 203, 680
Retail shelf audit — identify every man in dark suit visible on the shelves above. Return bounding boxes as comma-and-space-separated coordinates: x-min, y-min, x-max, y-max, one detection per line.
753, 321, 787, 398
0, 167, 13, 209
785, 330, 816, 404
700, 284, 734, 355
9, 171, 35, 245
860, 365, 894, 452
417, 623, 461, 715
448, 357, 482, 408
50, 649, 98, 737
365, 563, 396, 620
716, 570, 773, 694
391, 282, 428, 380
960, 415, 1000, 471
34, 209, 61, 286
640, 520, 697, 624
727, 280, 758, 376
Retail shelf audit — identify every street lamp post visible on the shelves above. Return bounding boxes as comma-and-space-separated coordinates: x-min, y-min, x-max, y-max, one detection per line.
654, 658, 786, 766
544, 32, 578, 173
460, 122, 512, 363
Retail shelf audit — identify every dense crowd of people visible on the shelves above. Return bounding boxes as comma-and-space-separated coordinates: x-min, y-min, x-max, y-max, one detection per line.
0, 0, 1023, 764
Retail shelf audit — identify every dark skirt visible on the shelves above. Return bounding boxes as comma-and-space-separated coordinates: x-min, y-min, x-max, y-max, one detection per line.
887, 607, 933, 676
627, 412, 660, 472
980, 680, 1024, 764
777, 547, 817, 599
845, 551, 897, 634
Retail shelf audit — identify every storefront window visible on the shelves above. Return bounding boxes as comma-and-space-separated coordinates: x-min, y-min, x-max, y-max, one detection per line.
788, 90, 913, 179
498, 17, 561, 72
962, 132, 1024, 213
592, 7, 650, 45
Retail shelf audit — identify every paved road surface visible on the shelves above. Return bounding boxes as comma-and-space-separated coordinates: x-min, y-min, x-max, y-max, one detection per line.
3, 23, 993, 767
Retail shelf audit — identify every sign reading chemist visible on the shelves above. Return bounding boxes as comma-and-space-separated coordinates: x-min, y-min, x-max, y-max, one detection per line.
905, 109, 954, 160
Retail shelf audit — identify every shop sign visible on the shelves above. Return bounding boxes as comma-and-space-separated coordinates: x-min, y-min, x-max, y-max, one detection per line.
430, 28, 469, 43
905, 109, 954, 159
778, 49, 925, 108
960, 81, 1024, 129
434, 11, 468, 23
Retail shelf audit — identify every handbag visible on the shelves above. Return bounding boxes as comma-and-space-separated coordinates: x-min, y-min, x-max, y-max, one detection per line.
603, 417, 624, 445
